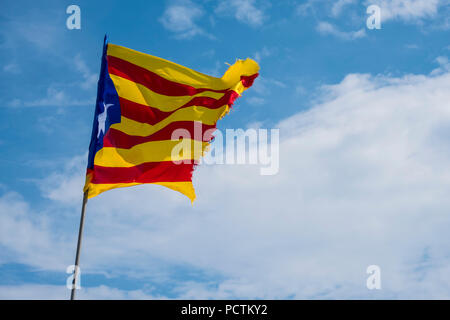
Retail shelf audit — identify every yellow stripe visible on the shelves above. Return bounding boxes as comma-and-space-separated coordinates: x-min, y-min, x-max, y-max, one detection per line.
154, 181, 196, 203
111, 105, 229, 137
87, 182, 140, 198
87, 181, 196, 202
110, 74, 225, 112
93, 139, 208, 167
107, 43, 259, 89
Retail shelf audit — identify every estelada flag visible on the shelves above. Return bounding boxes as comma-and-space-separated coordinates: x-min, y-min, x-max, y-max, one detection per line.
84, 37, 259, 202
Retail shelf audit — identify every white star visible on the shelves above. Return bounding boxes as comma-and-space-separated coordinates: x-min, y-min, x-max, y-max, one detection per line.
97, 102, 114, 138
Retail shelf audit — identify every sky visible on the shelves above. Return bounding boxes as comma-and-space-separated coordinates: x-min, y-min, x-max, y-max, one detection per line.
0, 0, 450, 299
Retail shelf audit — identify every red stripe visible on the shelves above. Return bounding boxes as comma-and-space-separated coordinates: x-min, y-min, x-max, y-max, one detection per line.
91, 161, 194, 184
104, 122, 217, 149
118, 89, 238, 126
241, 73, 259, 87
107, 55, 229, 96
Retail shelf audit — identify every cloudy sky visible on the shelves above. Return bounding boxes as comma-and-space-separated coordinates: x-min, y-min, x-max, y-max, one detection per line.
1, 0, 450, 299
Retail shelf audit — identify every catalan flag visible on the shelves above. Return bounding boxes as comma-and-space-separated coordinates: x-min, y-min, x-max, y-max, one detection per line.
83, 38, 259, 202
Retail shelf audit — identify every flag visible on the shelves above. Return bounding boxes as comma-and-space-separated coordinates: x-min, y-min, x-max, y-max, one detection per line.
84, 37, 259, 202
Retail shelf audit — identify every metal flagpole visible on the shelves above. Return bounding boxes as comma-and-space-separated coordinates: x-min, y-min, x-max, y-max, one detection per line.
69, 35, 107, 300
70, 190, 89, 300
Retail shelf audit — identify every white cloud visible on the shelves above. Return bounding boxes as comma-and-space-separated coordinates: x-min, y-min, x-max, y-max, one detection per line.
39, 154, 87, 205
331, 0, 357, 17
296, 0, 321, 16
253, 46, 274, 62
7, 98, 21, 108
364, 0, 443, 23
2, 63, 450, 298
3, 63, 21, 74
251, 76, 286, 96
215, 0, 267, 27
5, 54, 96, 108
299, 0, 446, 27
159, 0, 208, 39
0, 10, 66, 54
0, 192, 71, 269
1, 20, 59, 50
247, 96, 266, 106
7, 86, 94, 108
316, 21, 366, 40
405, 43, 420, 49
0, 284, 162, 300
246, 121, 265, 129
73, 55, 98, 91
199, 61, 223, 78
295, 84, 307, 95
430, 56, 450, 75
201, 49, 216, 58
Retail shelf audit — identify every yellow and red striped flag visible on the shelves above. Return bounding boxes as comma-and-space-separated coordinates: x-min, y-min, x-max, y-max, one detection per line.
84, 38, 259, 202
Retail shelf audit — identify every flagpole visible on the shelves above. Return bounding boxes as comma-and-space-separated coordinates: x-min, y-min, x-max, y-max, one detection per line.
70, 190, 88, 300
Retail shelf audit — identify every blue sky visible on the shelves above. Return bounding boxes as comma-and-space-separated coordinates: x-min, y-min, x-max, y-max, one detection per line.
1, 0, 450, 299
